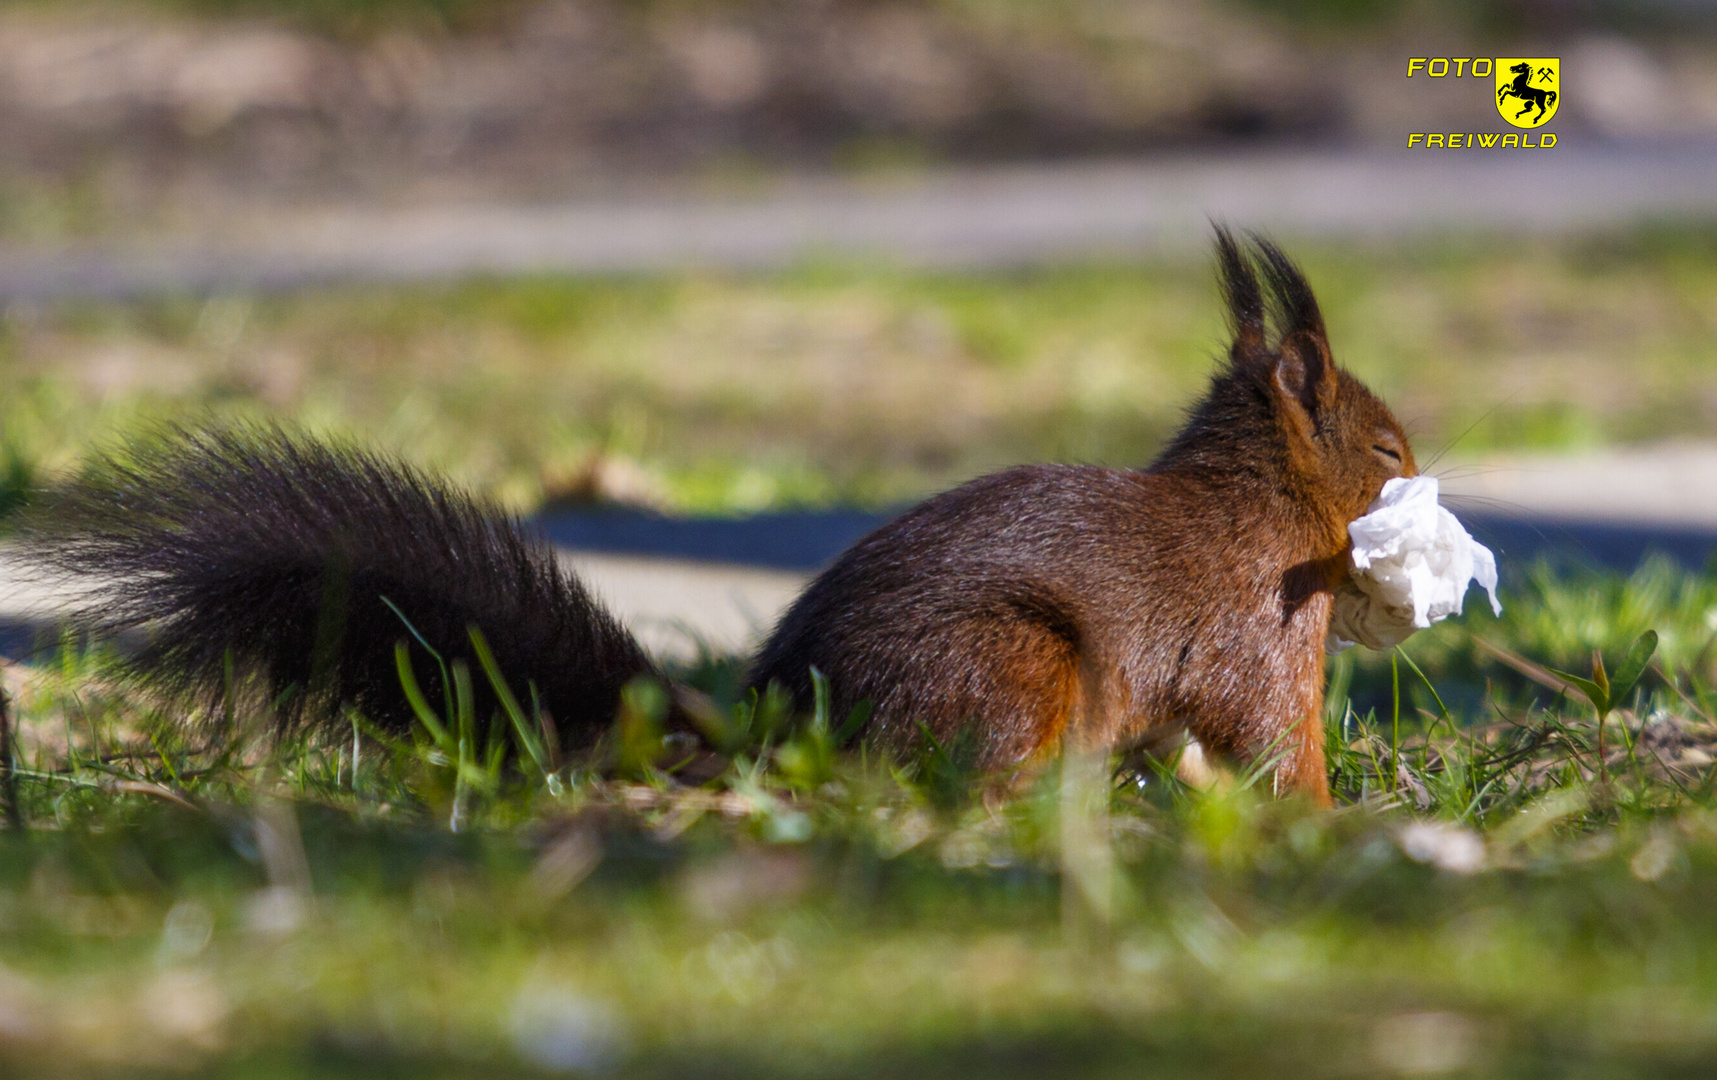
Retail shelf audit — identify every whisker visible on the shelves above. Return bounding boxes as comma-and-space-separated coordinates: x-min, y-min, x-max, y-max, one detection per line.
1437, 493, 1539, 516
1422, 391, 1522, 472
1430, 464, 1516, 482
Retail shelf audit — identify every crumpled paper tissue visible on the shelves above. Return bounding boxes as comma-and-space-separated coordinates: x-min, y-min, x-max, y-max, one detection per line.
1326, 476, 1501, 654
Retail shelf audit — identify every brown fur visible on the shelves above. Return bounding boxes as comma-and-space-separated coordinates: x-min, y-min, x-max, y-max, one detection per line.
748, 229, 1416, 804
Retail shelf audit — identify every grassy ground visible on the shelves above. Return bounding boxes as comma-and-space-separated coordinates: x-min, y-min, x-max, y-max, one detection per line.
3, 227, 1716, 515
0, 553, 1714, 1077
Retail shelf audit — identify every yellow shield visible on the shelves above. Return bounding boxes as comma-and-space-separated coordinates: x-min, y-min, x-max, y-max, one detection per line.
1495, 58, 1559, 128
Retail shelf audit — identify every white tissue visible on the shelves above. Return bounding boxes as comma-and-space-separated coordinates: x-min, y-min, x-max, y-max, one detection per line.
1325, 476, 1501, 654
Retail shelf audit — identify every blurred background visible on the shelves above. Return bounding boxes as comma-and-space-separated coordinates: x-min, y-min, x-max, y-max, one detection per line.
0, 0, 1714, 569
0, 0, 1714, 510
3, 0, 1716, 205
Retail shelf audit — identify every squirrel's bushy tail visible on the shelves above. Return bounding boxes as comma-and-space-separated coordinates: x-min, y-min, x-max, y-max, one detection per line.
21, 426, 655, 740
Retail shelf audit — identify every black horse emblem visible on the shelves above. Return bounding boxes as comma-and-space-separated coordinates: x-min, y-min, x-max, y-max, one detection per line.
1497, 60, 1558, 127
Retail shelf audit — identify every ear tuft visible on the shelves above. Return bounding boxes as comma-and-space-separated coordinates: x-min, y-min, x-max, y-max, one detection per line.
1213, 224, 1264, 357
1212, 228, 1339, 429
1250, 234, 1327, 341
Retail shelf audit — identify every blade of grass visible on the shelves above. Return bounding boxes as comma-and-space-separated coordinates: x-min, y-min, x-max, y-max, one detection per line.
1390, 651, 1401, 794
394, 641, 453, 750
0, 684, 19, 832
382, 596, 456, 726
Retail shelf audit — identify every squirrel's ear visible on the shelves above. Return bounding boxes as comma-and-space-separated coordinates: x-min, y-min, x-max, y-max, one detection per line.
1251, 234, 1336, 430
1273, 330, 1337, 432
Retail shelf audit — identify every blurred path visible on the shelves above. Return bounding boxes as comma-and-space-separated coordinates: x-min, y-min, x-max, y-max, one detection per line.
3, 443, 1715, 664
561, 551, 804, 661
1437, 443, 1717, 530
2, 146, 1715, 299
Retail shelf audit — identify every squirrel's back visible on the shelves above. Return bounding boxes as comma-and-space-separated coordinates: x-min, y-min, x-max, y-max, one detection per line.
751, 467, 1137, 760
749, 460, 1339, 773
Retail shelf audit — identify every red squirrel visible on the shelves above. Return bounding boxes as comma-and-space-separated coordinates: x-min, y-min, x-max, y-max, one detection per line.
24, 229, 1413, 804
752, 230, 1415, 803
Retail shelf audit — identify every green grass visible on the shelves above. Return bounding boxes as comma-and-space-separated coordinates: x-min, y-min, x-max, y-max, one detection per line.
2, 228, 1715, 514
0, 553, 1715, 1077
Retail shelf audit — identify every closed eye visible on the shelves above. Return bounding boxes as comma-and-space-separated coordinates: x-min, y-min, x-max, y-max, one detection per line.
1373, 444, 1402, 462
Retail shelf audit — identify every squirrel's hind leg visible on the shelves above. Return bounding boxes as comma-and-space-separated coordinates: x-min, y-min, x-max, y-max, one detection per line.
901, 614, 1085, 771
1259, 690, 1333, 808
